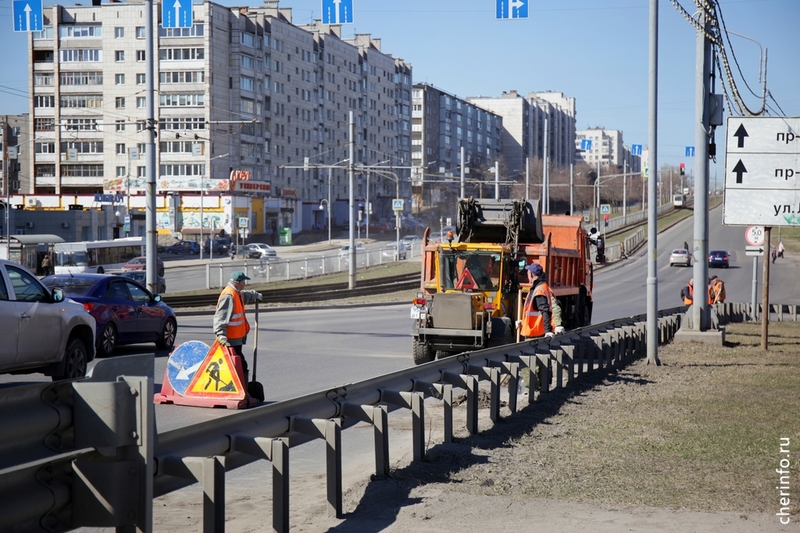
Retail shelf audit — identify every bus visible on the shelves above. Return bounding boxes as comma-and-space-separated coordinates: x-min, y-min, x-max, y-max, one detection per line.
54, 237, 144, 274
673, 194, 686, 208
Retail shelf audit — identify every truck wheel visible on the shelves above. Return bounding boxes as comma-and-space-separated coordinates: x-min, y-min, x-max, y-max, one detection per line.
412, 338, 434, 365
576, 289, 589, 327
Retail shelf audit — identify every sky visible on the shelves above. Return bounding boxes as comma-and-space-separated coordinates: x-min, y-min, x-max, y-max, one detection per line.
0, 0, 797, 184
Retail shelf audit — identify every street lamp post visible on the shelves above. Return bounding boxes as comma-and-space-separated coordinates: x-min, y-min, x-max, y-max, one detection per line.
199, 152, 229, 261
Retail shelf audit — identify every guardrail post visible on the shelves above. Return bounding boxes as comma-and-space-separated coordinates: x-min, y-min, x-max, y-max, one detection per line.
560, 341, 576, 383
340, 403, 390, 478
380, 390, 426, 461
229, 436, 290, 533
549, 344, 563, 389
465, 375, 478, 435
206, 263, 211, 290
159, 455, 225, 533
290, 417, 343, 518
488, 366, 500, 423
218, 264, 223, 288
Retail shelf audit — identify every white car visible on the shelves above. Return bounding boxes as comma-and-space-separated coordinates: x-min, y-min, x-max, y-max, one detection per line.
0, 259, 96, 380
382, 241, 407, 260
245, 243, 278, 260
338, 243, 365, 257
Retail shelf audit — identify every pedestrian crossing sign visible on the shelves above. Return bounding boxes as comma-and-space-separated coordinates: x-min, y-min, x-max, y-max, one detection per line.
184, 340, 246, 399
392, 199, 404, 211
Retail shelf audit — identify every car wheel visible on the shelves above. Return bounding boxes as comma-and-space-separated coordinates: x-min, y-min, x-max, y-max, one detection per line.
190, 249, 198, 255
97, 322, 117, 357
53, 338, 88, 381
156, 318, 177, 350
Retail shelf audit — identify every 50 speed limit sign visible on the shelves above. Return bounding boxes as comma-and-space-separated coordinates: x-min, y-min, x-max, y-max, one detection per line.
745, 225, 765, 246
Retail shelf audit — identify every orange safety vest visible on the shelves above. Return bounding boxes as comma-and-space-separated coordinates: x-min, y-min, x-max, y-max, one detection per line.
521, 282, 555, 338
218, 285, 250, 340
683, 284, 694, 305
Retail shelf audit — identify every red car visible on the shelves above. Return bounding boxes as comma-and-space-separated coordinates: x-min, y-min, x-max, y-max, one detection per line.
122, 256, 165, 277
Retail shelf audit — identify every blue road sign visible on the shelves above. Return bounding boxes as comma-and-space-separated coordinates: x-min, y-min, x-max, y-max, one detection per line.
322, 0, 353, 25
496, 0, 528, 20
631, 144, 643, 156
13, 0, 43, 32
580, 139, 593, 151
167, 341, 211, 396
685, 146, 695, 157
162, 0, 193, 29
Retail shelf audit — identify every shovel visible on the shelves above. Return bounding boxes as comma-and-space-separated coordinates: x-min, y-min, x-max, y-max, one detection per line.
247, 299, 265, 402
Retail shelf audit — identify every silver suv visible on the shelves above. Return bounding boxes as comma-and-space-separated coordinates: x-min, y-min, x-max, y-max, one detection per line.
0, 259, 96, 380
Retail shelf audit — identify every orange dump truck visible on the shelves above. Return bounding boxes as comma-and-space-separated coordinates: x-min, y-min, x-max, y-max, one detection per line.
410, 198, 595, 365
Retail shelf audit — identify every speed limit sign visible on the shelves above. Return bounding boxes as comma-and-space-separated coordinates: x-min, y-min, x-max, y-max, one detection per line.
745, 225, 765, 246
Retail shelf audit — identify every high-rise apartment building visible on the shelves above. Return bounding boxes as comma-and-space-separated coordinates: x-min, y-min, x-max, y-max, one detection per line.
24, 0, 412, 232
468, 90, 577, 180
575, 127, 625, 168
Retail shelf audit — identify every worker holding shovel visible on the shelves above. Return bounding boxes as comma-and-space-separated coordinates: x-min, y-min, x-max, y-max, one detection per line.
213, 270, 265, 401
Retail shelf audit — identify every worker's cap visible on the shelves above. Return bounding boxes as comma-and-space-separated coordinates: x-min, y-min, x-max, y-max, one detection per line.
525, 263, 544, 276
230, 271, 251, 282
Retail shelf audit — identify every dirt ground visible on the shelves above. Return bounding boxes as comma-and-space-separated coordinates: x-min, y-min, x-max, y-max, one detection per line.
148, 332, 800, 533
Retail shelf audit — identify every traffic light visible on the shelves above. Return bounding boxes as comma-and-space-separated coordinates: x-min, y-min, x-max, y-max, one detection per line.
679, 163, 685, 176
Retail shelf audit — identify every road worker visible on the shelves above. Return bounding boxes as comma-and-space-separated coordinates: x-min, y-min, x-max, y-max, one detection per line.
708, 275, 726, 305
213, 271, 263, 365
681, 278, 694, 305
516, 262, 563, 339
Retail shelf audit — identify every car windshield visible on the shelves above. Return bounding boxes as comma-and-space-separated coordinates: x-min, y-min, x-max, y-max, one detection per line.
56, 251, 88, 267
127, 258, 146, 265
42, 277, 95, 296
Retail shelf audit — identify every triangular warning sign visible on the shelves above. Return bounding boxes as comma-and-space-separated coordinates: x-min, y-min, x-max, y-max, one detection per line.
184, 340, 246, 400
455, 268, 479, 290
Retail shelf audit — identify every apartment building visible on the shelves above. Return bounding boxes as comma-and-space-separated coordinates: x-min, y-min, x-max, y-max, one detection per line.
468, 89, 577, 180
575, 127, 625, 168
24, 0, 412, 235
410, 83, 503, 208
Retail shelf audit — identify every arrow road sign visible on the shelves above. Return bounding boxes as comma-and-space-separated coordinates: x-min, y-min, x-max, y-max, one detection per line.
162, 0, 192, 28
322, 0, 353, 25
724, 116, 800, 227
580, 139, 592, 151
745, 245, 764, 257
496, 0, 528, 20
631, 144, 643, 156
13, 0, 43, 32
685, 146, 695, 157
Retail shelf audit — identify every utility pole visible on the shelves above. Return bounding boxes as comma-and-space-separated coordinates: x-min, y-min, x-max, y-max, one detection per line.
145, 0, 158, 295
646, 0, 661, 365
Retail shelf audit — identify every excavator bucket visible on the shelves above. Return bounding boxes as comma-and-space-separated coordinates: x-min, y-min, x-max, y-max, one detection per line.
456, 197, 544, 245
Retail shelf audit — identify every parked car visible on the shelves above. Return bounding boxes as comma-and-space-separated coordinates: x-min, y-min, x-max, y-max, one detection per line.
244, 243, 278, 260
708, 250, 730, 268
338, 243, 365, 257
382, 241, 408, 260
122, 256, 165, 277
165, 241, 200, 255
236, 244, 262, 259
42, 274, 177, 357
669, 248, 692, 267
204, 237, 232, 255
0, 259, 96, 380
118, 270, 167, 294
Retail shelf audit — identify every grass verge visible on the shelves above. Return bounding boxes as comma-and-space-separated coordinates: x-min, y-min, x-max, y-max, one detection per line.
413, 321, 800, 513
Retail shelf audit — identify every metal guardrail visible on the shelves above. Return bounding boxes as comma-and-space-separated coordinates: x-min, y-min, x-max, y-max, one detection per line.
6, 302, 787, 532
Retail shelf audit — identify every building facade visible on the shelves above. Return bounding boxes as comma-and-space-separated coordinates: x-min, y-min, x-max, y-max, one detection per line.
23, 0, 412, 236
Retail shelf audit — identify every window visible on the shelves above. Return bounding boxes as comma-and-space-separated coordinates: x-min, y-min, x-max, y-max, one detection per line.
63, 118, 99, 131
59, 49, 101, 62
116, 166, 126, 177
60, 164, 104, 177
115, 73, 125, 85
115, 51, 125, 62
137, 166, 146, 177
159, 48, 204, 61
59, 25, 102, 38
34, 73, 53, 86
240, 76, 255, 91
116, 143, 126, 155
159, 93, 204, 106
136, 50, 146, 62
159, 24, 204, 37
159, 117, 206, 130
159, 71, 204, 84
60, 71, 102, 85
60, 94, 103, 108
114, 27, 124, 38
137, 97, 146, 108
35, 142, 56, 154
241, 55, 255, 69
136, 121, 146, 132
116, 97, 126, 109
34, 95, 55, 108
33, 26, 54, 39
136, 73, 146, 85
34, 118, 55, 131
159, 163, 205, 176
60, 141, 103, 154
116, 120, 126, 132
136, 26, 146, 39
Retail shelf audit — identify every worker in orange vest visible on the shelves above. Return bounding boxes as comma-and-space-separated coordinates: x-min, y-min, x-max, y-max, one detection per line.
516, 262, 559, 339
214, 271, 263, 362
681, 278, 694, 305
708, 275, 726, 304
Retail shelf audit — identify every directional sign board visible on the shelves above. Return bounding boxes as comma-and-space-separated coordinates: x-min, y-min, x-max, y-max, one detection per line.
496, 0, 528, 20
580, 139, 592, 151
162, 0, 192, 29
723, 117, 800, 226
685, 146, 695, 157
745, 245, 765, 257
631, 144, 643, 156
322, 0, 353, 25
13, 0, 43, 32
166, 340, 210, 396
